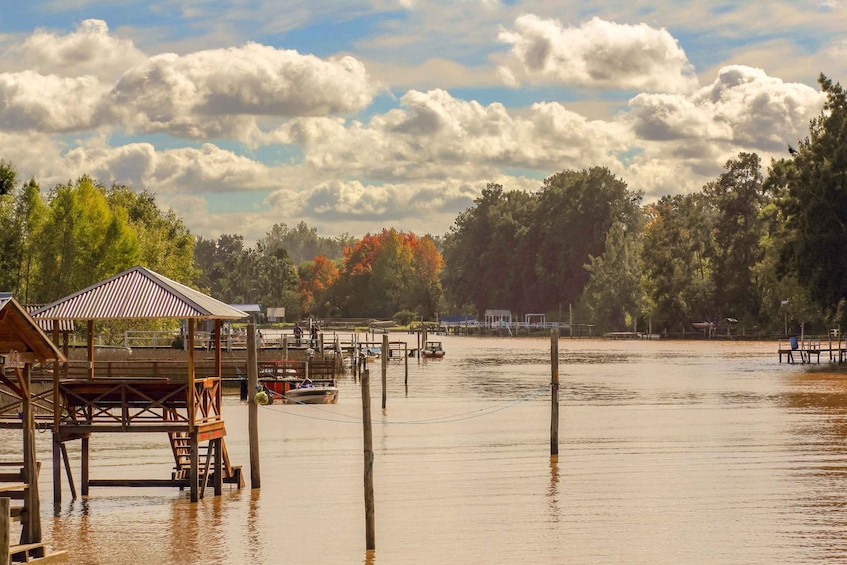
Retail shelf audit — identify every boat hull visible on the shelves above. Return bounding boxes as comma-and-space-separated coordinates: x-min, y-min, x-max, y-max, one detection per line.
421, 351, 445, 358
285, 387, 338, 404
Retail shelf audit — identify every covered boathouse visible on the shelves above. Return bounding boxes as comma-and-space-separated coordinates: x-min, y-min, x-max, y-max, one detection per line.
0, 294, 68, 563
31, 265, 247, 504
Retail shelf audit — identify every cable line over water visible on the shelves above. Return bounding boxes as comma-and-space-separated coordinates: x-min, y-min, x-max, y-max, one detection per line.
259, 385, 551, 425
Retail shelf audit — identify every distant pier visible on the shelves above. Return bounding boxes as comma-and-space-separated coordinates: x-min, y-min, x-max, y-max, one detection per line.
778, 335, 846, 364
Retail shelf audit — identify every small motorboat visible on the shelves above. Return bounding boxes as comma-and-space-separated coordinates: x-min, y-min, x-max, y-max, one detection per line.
421, 341, 445, 358
285, 378, 338, 404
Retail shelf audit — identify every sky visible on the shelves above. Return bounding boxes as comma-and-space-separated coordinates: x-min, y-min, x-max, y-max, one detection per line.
0, 1, 844, 243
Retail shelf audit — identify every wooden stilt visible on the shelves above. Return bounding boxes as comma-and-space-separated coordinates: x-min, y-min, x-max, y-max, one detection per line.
381, 334, 388, 410
52, 435, 61, 505
0, 497, 9, 565
60, 443, 76, 500
81, 437, 89, 498
550, 329, 560, 457
189, 433, 199, 503
214, 438, 223, 496
361, 369, 375, 550
247, 324, 261, 489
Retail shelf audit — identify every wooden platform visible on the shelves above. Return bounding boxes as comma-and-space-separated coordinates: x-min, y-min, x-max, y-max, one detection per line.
778, 338, 847, 364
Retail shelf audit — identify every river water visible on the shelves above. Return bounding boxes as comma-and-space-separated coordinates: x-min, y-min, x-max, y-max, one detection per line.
16, 336, 847, 563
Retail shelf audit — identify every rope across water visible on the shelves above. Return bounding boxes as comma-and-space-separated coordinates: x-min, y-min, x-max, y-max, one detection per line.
258, 385, 551, 425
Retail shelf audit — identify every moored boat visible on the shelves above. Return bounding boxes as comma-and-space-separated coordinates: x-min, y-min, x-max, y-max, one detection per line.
421, 341, 445, 358
285, 379, 339, 404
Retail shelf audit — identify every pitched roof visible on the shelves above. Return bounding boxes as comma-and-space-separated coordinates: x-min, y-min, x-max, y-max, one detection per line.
0, 296, 66, 362
31, 266, 248, 321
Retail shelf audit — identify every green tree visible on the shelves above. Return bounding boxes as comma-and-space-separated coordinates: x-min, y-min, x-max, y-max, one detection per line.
442, 184, 535, 314
32, 176, 141, 301
703, 153, 767, 326
640, 194, 716, 332
531, 167, 643, 311
578, 218, 645, 332
773, 74, 847, 324
106, 185, 198, 286
0, 160, 15, 196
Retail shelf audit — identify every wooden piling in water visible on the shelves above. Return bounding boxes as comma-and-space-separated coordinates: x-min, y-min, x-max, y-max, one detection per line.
551, 328, 559, 457
247, 324, 261, 489
361, 369, 375, 550
381, 334, 388, 410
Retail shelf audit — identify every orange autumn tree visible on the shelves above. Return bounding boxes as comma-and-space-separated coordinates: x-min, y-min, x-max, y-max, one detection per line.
298, 254, 340, 317
331, 228, 443, 318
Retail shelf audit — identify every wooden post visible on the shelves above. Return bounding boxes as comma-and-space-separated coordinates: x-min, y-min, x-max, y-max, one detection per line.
247, 324, 261, 489
214, 319, 222, 380
87, 319, 95, 379
53, 321, 63, 505
381, 334, 388, 410
21, 365, 41, 549
81, 436, 89, 497
283, 336, 288, 361
551, 329, 560, 457
187, 319, 196, 428
214, 438, 223, 496
189, 433, 199, 503
52, 435, 62, 504
0, 497, 9, 565
361, 369, 375, 550
404, 343, 409, 387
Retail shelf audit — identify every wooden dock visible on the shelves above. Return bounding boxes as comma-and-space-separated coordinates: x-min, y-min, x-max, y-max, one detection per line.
778, 337, 847, 364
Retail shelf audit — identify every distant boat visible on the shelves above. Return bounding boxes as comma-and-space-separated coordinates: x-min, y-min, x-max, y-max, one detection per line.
421, 341, 445, 358
692, 322, 716, 331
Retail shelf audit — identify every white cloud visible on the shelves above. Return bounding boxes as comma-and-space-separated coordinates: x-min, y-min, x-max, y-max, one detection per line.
629, 65, 824, 151
0, 71, 107, 132
2, 19, 145, 82
498, 15, 697, 92
276, 88, 631, 183
104, 43, 378, 138
61, 142, 281, 194
624, 65, 825, 197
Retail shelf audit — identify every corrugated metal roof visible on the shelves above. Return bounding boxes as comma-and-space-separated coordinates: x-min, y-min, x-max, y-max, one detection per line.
0, 296, 66, 362
31, 266, 248, 321
25, 304, 75, 333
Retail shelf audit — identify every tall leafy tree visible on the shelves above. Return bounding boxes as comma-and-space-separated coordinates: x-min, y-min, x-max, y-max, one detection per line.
531, 167, 642, 311
333, 229, 443, 318
579, 218, 645, 332
32, 176, 140, 301
640, 194, 716, 332
0, 160, 15, 196
442, 184, 535, 314
773, 74, 847, 323
299, 255, 341, 317
703, 153, 767, 324
106, 185, 197, 285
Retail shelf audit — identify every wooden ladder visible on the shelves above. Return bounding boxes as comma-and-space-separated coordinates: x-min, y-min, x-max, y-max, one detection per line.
168, 432, 242, 487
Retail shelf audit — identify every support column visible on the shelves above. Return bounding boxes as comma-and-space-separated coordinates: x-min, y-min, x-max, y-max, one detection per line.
189, 433, 199, 503
81, 436, 89, 497
214, 438, 223, 496
52, 434, 62, 504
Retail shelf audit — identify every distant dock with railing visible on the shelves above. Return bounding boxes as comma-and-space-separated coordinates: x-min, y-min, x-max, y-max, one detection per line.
778, 330, 847, 364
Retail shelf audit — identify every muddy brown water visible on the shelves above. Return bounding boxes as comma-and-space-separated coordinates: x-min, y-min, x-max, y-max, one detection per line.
3, 336, 846, 564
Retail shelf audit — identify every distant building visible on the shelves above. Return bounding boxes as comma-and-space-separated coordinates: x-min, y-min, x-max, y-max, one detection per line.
266, 307, 286, 322
229, 304, 262, 324
484, 309, 512, 328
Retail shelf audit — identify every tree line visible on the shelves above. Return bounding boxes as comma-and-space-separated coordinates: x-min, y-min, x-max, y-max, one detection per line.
1, 74, 845, 336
